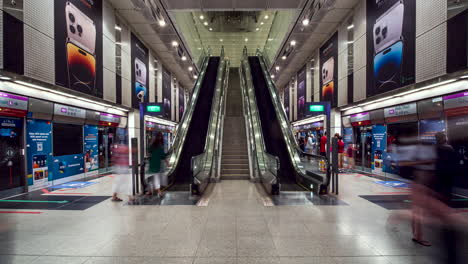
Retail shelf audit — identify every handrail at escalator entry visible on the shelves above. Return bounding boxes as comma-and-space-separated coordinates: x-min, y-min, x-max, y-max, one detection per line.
163, 50, 221, 194
191, 49, 229, 193
240, 49, 280, 194
164, 54, 210, 177
249, 50, 330, 194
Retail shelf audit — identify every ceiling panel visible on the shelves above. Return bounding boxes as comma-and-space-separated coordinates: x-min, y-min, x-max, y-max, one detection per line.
235, 0, 268, 10
131, 23, 157, 34
268, 0, 304, 9
202, 0, 235, 10
118, 10, 148, 24
321, 9, 351, 23
164, 0, 303, 10
333, 0, 361, 9
108, 0, 135, 9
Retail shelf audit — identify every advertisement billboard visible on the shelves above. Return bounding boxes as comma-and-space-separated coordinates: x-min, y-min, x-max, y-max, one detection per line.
54, 0, 103, 98
319, 32, 338, 107
131, 33, 150, 109
162, 67, 172, 119
366, 0, 416, 97
297, 66, 306, 119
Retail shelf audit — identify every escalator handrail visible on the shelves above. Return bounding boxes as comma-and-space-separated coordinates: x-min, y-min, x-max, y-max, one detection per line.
254, 50, 330, 187
165, 53, 212, 176
240, 53, 279, 179
192, 51, 228, 182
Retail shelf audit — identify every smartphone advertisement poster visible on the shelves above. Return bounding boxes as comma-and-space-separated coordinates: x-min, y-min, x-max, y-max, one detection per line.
131, 33, 150, 109
284, 85, 290, 120
179, 86, 185, 119
319, 32, 338, 108
26, 119, 52, 187
366, 0, 416, 97
162, 67, 172, 119
297, 66, 306, 120
54, 0, 103, 98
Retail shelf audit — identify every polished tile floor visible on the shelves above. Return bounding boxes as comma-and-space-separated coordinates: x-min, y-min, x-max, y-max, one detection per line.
0, 174, 466, 263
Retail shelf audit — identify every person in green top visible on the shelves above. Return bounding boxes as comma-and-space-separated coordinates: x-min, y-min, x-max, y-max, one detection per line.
146, 132, 169, 197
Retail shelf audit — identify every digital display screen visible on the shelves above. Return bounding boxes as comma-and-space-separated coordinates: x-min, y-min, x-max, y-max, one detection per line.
309, 105, 325, 112
146, 105, 161, 113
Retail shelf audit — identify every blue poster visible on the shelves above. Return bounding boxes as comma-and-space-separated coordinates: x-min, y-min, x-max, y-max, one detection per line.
372, 125, 387, 174
84, 125, 99, 172
343, 127, 353, 147
26, 119, 53, 185
53, 154, 84, 180
420, 119, 446, 144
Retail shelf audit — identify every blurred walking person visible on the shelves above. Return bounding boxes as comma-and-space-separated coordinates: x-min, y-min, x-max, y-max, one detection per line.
112, 143, 131, 202
146, 132, 169, 197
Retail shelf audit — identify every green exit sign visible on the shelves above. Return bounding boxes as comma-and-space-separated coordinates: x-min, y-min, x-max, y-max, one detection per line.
309, 105, 325, 112
147, 105, 161, 113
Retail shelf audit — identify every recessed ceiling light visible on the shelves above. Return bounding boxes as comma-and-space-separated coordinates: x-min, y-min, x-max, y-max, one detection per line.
275, 66, 280, 71
209, 28, 213, 31
256, 28, 260, 31
245, 38, 248, 42
172, 41, 179, 47
302, 18, 310, 26
188, 66, 193, 71
290, 40, 297, 46
264, 15, 269, 19
261, 22, 264, 25
220, 39, 223, 42
204, 21, 208, 26
271, 74, 275, 78
282, 55, 287, 60
194, 75, 198, 79
159, 19, 166, 27
200, 15, 205, 20
181, 56, 187, 61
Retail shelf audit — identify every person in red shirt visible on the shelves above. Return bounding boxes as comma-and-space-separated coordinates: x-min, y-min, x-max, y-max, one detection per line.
320, 132, 327, 157
337, 136, 345, 168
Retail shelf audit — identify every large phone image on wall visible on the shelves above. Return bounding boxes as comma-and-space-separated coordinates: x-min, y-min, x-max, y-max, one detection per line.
135, 58, 147, 86
322, 57, 335, 85
66, 1, 96, 54
66, 42, 96, 93
373, 1, 404, 91
373, 1, 404, 54
374, 41, 403, 91
322, 81, 334, 103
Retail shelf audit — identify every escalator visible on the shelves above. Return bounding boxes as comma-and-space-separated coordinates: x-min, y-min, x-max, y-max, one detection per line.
245, 55, 330, 194
165, 57, 221, 192
248, 57, 304, 191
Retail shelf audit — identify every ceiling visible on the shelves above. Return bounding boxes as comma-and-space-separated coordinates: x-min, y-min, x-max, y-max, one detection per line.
171, 10, 281, 67
162, 0, 305, 11
108, 0, 196, 89
272, 0, 361, 89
